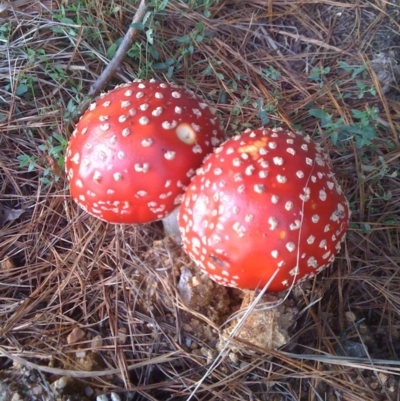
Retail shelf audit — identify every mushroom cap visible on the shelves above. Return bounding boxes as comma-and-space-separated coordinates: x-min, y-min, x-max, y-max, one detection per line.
178, 127, 350, 292
65, 80, 224, 224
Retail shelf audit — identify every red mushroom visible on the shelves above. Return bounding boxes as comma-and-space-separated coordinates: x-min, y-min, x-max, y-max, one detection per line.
178, 127, 350, 292
65, 79, 225, 226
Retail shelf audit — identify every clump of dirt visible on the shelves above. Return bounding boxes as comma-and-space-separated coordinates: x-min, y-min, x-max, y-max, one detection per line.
0, 364, 91, 401
219, 292, 298, 352
142, 237, 298, 351
142, 236, 238, 343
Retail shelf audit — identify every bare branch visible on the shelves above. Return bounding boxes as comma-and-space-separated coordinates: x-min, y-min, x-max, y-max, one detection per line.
88, 0, 147, 98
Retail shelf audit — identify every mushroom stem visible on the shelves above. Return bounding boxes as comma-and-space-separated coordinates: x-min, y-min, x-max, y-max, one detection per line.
161, 207, 181, 240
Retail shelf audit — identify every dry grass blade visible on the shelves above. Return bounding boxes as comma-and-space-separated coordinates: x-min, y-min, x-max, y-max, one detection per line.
1, 0, 400, 400
0, 347, 179, 378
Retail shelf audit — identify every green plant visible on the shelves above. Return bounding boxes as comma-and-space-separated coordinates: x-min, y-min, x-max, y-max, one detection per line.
0, 21, 11, 43
254, 98, 270, 126
124, 2, 187, 79
354, 81, 377, 99
337, 61, 376, 99
309, 106, 386, 149
17, 154, 37, 173
360, 156, 394, 181
179, 0, 220, 17
17, 133, 68, 188
202, 59, 224, 80
174, 21, 210, 56
337, 61, 366, 78
309, 66, 330, 87
231, 88, 251, 117
261, 66, 281, 82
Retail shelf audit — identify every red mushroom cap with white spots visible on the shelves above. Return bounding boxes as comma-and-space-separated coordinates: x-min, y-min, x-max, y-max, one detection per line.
178, 127, 350, 292
65, 79, 224, 224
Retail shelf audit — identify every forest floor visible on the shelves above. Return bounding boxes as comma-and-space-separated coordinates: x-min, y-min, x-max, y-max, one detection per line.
1, 0, 400, 400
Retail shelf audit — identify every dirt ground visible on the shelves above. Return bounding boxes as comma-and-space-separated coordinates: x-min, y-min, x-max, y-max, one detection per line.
1, 0, 400, 400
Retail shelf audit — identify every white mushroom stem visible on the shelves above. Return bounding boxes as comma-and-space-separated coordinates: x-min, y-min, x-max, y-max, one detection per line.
161, 206, 181, 240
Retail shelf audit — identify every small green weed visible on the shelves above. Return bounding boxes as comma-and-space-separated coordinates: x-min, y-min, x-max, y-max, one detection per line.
179, 0, 220, 17
361, 155, 397, 181
261, 66, 281, 82
337, 61, 376, 99
202, 59, 224, 80
353, 81, 377, 99
309, 106, 386, 149
254, 98, 279, 126
127, 2, 219, 80
337, 61, 366, 78
0, 22, 11, 43
308, 66, 330, 87
17, 133, 68, 188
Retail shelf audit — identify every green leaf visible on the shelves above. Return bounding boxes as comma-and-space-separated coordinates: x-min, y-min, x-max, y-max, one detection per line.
166, 66, 174, 80
17, 154, 30, 167
156, 0, 169, 11
146, 28, 154, 45
351, 109, 368, 120
142, 10, 152, 25
149, 45, 159, 59
165, 58, 175, 66
107, 42, 118, 59
330, 131, 338, 145
202, 65, 213, 75
356, 81, 366, 90
361, 164, 376, 172
309, 109, 329, 121
153, 62, 167, 70
60, 17, 75, 25
15, 84, 28, 96
130, 22, 144, 30
363, 223, 371, 232
52, 133, 66, 145
174, 34, 191, 43
337, 61, 351, 71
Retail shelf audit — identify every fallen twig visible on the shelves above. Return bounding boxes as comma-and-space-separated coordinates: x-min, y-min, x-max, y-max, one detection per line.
88, 0, 147, 98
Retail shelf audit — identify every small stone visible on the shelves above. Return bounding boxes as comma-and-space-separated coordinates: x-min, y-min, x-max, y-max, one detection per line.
1, 257, 15, 270
32, 386, 42, 395
118, 328, 128, 344
96, 395, 109, 401
370, 382, 378, 390
11, 394, 22, 401
359, 323, 369, 335
76, 350, 86, 358
53, 376, 69, 389
111, 393, 121, 401
345, 311, 357, 323
67, 327, 85, 344
200, 347, 216, 364
378, 372, 389, 385
91, 334, 103, 352
228, 352, 238, 364
85, 387, 94, 397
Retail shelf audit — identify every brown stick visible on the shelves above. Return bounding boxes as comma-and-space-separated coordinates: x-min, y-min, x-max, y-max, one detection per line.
88, 0, 147, 97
